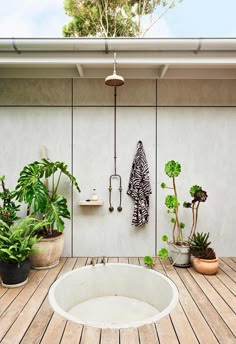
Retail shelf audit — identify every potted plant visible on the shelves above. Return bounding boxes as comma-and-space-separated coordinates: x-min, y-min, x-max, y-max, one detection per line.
0, 176, 20, 226
0, 217, 45, 287
189, 232, 218, 275
158, 161, 209, 267
15, 159, 80, 269
158, 160, 190, 267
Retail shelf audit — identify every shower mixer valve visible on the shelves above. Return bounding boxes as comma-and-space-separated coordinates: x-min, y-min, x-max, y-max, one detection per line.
108, 174, 122, 212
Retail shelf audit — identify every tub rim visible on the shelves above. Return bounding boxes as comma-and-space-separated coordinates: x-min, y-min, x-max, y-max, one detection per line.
48, 263, 179, 329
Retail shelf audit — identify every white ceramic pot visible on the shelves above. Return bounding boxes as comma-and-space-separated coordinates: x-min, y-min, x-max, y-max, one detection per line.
169, 243, 191, 267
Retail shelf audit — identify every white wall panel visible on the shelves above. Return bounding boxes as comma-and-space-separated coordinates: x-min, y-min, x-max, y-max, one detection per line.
0, 107, 72, 256
157, 107, 236, 256
73, 107, 156, 256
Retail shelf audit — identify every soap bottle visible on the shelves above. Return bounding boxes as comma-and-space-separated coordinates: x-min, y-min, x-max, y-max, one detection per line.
91, 189, 98, 201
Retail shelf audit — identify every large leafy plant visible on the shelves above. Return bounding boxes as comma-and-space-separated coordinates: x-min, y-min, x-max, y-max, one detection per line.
0, 176, 20, 226
15, 159, 80, 236
0, 217, 45, 263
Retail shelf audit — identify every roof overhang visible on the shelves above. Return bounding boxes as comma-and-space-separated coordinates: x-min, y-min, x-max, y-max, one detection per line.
1, 38, 236, 79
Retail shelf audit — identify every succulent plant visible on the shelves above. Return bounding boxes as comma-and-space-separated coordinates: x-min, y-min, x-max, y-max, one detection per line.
200, 247, 216, 260
189, 232, 211, 257
160, 160, 184, 245
144, 256, 154, 268
183, 185, 208, 238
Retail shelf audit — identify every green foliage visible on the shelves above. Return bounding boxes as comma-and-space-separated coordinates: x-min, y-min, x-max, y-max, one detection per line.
164, 160, 181, 178
165, 195, 178, 210
158, 248, 169, 259
15, 159, 80, 235
0, 176, 20, 226
170, 217, 176, 223
63, 0, 182, 37
160, 182, 166, 189
189, 185, 202, 197
162, 234, 169, 242
189, 232, 211, 257
144, 255, 154, 268
183, 201, 191, 208
0, 217, 45, 263
180, 222, 185, 229
185, 185, 208, 238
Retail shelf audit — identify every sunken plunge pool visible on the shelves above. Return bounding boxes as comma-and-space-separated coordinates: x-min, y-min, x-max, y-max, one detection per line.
48, 263, 179, 329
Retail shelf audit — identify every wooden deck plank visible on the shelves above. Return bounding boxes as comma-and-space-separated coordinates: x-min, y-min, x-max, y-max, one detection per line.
177, 266, 236, 343
0, 270, 37, 317
188, 268, 236, 337
79, 326, 101, 344
219, 259, 236, 282
108, 257, 119, 263
155, 318, 179, 344
205, 274, 236, 313
148, 258, 179, 344
40, 258, 78, 344
153, 259, 199, 344
129, 257, 140, 265
3, 259, 74, 343
119, 257, 129, 263
221, 257, 236, 271
74, 257, 88, 269
159, 261, 217, 344
100, 328, 119, 344
20, 258, 69, 344
40, 313, 67, 344
216, 268, 236, 296
0, 269, 49, 341
120, 328, 139, 344
60, 321, 83, 344
138, 323, 159, 344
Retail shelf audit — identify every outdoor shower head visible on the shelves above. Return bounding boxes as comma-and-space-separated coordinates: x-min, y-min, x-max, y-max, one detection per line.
105, 53, 124, 87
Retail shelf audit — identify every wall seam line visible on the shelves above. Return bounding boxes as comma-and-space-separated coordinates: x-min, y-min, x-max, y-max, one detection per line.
71, 78, 74, 257
155, 79, 158, 255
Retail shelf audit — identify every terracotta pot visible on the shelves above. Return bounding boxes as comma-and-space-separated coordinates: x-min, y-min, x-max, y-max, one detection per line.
30, 233, 64, 270
193, 257, 219, 275
169, 243, 191, 267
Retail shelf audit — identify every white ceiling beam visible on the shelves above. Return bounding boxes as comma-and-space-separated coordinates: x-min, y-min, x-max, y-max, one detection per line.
1, 67, 236, 79
76, 64, 84, 77
159, 64, 169, 79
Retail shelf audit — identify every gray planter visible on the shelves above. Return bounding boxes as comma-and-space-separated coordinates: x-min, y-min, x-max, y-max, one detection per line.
169, 243, 191, 267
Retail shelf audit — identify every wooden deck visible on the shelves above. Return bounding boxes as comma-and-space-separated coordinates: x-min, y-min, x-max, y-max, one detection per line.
0, 257, 236, 344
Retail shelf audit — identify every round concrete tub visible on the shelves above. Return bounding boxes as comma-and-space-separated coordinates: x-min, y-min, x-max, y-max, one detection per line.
48, 263, 179, 329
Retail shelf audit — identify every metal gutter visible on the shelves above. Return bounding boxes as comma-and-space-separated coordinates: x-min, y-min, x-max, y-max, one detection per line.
1, 38, 236, 53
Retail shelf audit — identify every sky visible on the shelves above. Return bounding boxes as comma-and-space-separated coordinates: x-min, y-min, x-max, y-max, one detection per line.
0, 0, 236, 38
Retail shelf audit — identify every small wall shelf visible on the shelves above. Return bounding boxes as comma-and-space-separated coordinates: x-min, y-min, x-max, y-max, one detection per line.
78, 200, 103, 206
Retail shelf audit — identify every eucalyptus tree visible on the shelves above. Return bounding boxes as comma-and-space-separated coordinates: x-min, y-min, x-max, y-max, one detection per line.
63, 0, 182, 37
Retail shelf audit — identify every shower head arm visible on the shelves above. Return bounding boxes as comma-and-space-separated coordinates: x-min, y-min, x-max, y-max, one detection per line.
113, 52, 117, 74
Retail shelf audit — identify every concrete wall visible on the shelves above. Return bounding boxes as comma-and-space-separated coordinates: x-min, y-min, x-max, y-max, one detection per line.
0, 78, 236, 256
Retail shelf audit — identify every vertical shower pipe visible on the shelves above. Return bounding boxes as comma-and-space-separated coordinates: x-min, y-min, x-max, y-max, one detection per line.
108, 85, 122, 212
108, 53, 123, 212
